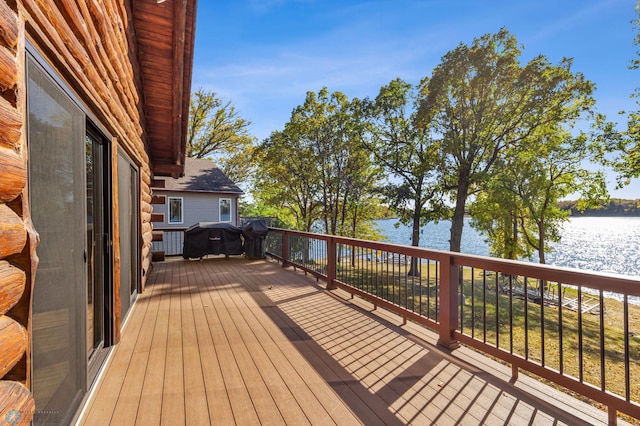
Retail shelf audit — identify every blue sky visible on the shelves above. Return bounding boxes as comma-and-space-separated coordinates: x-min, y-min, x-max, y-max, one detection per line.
192, 0, 640, 198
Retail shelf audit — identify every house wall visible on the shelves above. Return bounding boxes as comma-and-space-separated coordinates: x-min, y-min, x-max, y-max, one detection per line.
151, 192, 241, 257
0, 0, 37, 420
20, 0, 158, 324
155, 191, 240, 228
0, 0, 159, 421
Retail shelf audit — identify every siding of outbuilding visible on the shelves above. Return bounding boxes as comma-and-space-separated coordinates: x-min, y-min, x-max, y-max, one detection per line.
151, 191, 241, 256
155, 191, 239, 228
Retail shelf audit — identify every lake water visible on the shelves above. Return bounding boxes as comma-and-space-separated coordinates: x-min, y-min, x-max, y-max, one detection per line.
376, 217, 640, 278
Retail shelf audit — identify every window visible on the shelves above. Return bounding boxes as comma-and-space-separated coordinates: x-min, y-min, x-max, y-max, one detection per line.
220, 198, 231, 222
168, 197, 183, 223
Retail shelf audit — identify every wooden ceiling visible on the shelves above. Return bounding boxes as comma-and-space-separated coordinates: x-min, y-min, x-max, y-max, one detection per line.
132, 0, 197, 177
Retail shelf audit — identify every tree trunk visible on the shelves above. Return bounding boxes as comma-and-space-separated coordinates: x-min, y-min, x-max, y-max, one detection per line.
450, 182, 469, 252
538, 217, 546, 265
537, 217, 548, 299
509, 212, 518, 259
351, 204, 358, 267
408, 206, 421, 276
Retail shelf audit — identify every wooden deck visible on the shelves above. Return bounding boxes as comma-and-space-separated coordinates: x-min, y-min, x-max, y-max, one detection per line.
77, 257, 617, 425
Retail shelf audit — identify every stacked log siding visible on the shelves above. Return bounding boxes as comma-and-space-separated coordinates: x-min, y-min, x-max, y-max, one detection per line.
0, 1, 35, 422
0, 0, 195, 421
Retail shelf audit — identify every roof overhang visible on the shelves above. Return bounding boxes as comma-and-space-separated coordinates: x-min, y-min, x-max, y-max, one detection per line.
133, 0, 198, 177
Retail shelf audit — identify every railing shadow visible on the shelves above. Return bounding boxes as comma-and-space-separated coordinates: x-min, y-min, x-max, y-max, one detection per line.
237, 259, 602, 425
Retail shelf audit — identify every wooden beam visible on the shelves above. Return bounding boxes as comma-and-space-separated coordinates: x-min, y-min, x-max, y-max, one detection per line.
0, 204, 26, 258
0, 381, 34, 424
150, 179, 165, 189
0, 316, 27, 377
151, 195, 166, 204
0, 0, 19, 48
150, 213, 164, 223
0, 262, 25, 316
0, 45, 17, 92
152, 162, 184, 177
171, 0, 187, 168
0, 97, 21, 150
151, 251, 165, 262
0, 147, 26, 203
152, 231, 163, 242
111, 138, 121, 344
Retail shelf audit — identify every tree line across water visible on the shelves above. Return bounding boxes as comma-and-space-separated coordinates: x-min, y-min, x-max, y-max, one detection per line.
559, 199, 640, 216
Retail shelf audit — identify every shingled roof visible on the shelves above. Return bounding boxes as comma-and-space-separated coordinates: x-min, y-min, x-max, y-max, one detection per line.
157, 157, 243, 194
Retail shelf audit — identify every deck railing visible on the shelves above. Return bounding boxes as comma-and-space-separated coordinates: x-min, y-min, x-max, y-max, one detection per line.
151, 228, 186, 256
265, 228, 640, 423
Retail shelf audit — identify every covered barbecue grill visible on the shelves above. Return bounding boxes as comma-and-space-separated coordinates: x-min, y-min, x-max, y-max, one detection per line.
182, 222, 244, 259
242, 219, 269, 259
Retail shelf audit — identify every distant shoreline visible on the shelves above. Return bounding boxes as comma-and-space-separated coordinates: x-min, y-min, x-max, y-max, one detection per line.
559, 198, 640, 217
376, 199, 640, 220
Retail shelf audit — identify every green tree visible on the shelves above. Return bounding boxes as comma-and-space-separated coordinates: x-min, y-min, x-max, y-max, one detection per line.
596, 2, 640, 186
186, 88, 255, 183
417, 28, 596, 252
292, 88, 380, 237
471, 129, 607, 263
253, 88, 382, 239
252, 129, 320, 232
362, 78, 449, 252
469, 177, 532, 260
238, 198, 292, 229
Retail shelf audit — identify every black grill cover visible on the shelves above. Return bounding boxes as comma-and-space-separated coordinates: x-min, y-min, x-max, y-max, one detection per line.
242, 219, 269, 239
242, 219, 269, 259
183, 222, 244, 259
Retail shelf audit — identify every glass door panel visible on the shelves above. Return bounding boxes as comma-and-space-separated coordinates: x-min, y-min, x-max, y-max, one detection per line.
86, 131, 105, 361
118, 154, 139, 321
28, 56, 86, 425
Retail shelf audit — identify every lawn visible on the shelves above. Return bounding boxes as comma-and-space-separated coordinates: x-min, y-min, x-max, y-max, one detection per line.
334, 257, 640, 411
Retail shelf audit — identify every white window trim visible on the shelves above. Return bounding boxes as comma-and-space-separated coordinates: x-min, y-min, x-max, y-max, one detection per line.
168, 197, 184, 224
219, 198, 232, 223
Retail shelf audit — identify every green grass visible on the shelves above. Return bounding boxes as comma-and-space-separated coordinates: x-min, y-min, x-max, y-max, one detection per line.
335, 259, 640, 413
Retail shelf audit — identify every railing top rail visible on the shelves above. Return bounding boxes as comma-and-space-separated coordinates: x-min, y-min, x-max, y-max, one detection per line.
268, 227, 640, 295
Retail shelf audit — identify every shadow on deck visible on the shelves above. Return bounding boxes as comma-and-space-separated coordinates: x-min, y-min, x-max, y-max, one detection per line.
77, 257, 617, 425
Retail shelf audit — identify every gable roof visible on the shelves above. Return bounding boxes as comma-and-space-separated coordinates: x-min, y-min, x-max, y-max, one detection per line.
157, 157, 243, 194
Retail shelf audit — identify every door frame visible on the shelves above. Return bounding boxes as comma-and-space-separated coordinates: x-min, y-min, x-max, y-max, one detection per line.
116, 148, 141, 325
26, 42, 116, 419
86, 122, 113, 383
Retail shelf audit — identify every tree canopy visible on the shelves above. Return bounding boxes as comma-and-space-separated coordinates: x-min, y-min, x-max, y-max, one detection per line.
239, 27, 620, 264
252, 88, 383, 238
470, 128, 607, 262
608, 1, 640, 184
416, 28, 597, 252
362, 78, 449, 250
186, 88, 255, 183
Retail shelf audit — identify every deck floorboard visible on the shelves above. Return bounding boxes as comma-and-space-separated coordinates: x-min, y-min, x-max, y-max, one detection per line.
78, 257, 618, 425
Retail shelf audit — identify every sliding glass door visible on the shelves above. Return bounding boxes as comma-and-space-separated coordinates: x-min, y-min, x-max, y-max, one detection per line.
28, 54, 113, 424
86, 127, 111, 380
118, 152, 139, 321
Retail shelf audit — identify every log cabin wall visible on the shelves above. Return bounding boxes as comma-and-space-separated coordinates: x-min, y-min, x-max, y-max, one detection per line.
0, 0, 195, 422
0, 0, 36, 422
17, 2, 145, 383
19, 0, 154, 291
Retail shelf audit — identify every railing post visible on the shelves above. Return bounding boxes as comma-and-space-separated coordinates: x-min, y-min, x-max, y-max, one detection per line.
281, 231, 290, 268
326, 237, 337, 290
437, 255, 460, 350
